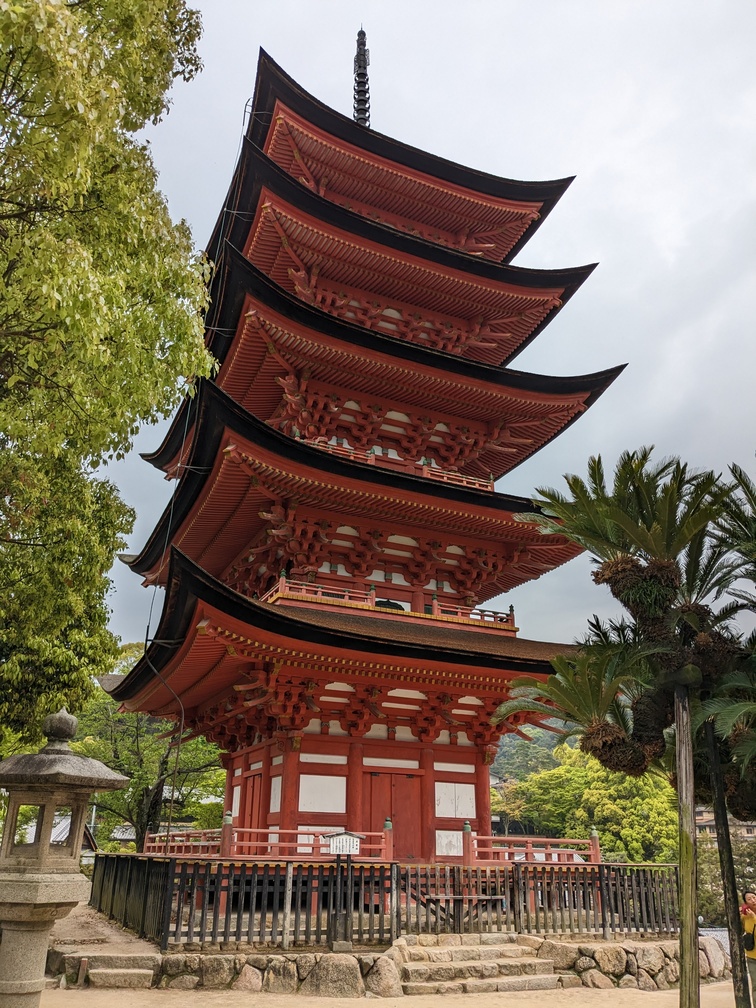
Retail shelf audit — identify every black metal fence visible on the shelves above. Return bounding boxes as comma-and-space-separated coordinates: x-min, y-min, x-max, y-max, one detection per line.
90, 854, 679, 951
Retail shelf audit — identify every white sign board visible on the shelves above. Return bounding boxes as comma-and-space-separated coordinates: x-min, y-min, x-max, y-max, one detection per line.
325, 833, 361, 855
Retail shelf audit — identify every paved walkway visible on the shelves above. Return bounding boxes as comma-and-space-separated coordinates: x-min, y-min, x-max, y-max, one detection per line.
41, 983, 737, 1008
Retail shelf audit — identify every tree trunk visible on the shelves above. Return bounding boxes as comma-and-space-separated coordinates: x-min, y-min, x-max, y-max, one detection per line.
675, 683, 699, 1008
705, 719, 751, 1008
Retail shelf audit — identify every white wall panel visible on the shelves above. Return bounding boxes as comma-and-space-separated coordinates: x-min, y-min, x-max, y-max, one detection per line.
269, 776, 281, 814
435, 781, 476, 818
298, 774, 346, 813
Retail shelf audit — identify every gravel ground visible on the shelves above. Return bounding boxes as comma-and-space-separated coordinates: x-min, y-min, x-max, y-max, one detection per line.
41, 984, 738, 1008
702, 928, 730, 955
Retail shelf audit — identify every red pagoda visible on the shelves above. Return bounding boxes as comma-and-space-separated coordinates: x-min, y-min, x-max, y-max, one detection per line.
111, 42, 622, 864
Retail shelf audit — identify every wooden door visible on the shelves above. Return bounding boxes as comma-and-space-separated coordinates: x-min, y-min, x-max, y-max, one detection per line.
365, 772, 422, 861
390, 774, 422, 861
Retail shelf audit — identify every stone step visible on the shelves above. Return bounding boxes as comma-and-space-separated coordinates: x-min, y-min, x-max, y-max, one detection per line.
408, 944, 536, 962
402, 956, 554, 984
87, 969, 154, 989
403, 973, 562, 995
47, 950, 161, 977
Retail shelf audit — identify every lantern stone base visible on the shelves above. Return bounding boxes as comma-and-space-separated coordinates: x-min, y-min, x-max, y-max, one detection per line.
0, 872, 90, 1008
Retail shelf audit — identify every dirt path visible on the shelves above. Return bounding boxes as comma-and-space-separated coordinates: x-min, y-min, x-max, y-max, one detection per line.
50, 904, 160, 956
41, 982, 737, 1008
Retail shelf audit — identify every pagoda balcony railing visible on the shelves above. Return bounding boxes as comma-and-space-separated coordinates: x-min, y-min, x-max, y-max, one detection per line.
472, 833, 602, 866
142, 826, 596, 866
311, 439, 494, 492
143, 826, 392, 861
259, 575, 516, 632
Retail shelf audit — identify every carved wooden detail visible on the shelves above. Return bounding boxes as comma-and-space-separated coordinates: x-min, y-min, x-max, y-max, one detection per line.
264, 366, 525, 473
226, 502, 332, 595
269, 116, 542, 262
188, 672, 512, 751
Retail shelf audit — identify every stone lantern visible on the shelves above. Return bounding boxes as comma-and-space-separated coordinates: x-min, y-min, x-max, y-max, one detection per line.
0, 709, 128, 1008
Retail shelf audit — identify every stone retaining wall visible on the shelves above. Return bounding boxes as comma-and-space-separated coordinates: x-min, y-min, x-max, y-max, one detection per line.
47, 933, 730, 995
48, 949, 402, 997
541, 934, 729, 990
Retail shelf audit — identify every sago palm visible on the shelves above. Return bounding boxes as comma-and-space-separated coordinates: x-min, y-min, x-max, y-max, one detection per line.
700, 664, 756, 779
494, 642, 661, 776
517, 447, 733, 1008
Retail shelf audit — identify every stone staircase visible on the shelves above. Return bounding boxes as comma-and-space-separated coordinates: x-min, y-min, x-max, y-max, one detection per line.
47, 951, 160, 990
391, 933, 573, 996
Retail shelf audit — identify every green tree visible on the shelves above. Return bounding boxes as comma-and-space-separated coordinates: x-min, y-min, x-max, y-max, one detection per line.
490, 781, 527, 836
492, 727, 559, 781
514, 750, 591, 838
0, 0, 212, 459
700, 663, 756, 783
0, 455, 133, 746
709, 466, 756, 778
515, 746, 679, 863
494, 643, 658, 774
0, 0, 215, 740
72, 679, 224, 851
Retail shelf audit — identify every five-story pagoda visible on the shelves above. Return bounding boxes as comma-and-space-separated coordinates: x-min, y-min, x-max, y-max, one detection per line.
110, 39, 622, 863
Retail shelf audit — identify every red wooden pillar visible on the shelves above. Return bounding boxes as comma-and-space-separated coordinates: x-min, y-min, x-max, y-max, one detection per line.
347, 741, 364, 834
589, 828, 602, 863
279, 740, 300, 843
420, 748, 435, 863
474, 757, 492, 837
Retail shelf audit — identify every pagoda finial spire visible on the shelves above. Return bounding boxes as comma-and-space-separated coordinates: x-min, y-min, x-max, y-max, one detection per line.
353, 28, 370, 128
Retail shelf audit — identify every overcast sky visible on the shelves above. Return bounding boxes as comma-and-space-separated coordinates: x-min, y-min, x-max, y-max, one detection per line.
104, 0, 756, 648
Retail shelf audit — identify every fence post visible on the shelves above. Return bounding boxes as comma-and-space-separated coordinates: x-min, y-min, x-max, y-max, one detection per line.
281, 862, 294, 950
159, 859, 177, 952
589, 828, 602, 863
453, 865, 464, 933
597, 863, 611, 940
220, 811, 234, 857
462, 821, 474, 866
383, 817, 393, 861
513, 863, 523, 933
329, 855, 353, 951
390, 863, 400, 942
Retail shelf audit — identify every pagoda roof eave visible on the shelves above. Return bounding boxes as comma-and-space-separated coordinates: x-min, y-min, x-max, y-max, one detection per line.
233, 50, 573, 265
212, 245, 618, 390
109, 548, 569, 712
129, 381, 582, 584
142, 247, 625, 474
209, 140, 595, 305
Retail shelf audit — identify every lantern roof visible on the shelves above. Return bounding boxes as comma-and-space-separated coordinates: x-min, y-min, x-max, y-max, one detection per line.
0, 710, 128, 791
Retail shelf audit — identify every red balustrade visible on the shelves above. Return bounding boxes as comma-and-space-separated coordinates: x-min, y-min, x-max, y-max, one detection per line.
471, 833, 602, 866
144, 826, 392, 861
310, 439, 494, 491
260, 576, 515, 632
143, 825, 598, 866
